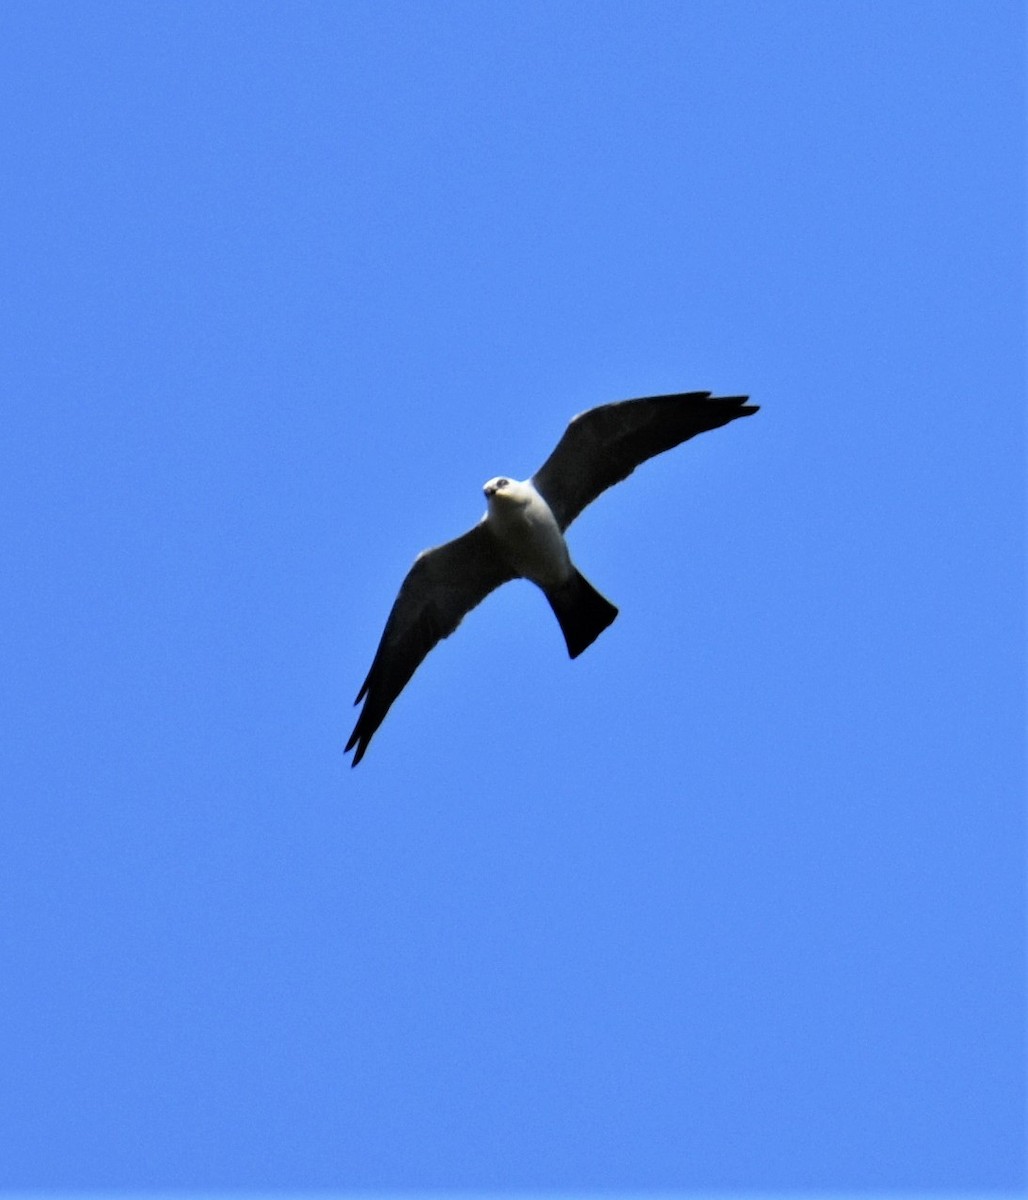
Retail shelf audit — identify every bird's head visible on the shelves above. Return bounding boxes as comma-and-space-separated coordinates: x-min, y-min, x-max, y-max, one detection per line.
483, 476, 517, 501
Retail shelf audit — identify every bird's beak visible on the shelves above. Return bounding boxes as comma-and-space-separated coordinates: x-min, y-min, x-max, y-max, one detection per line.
483, 484, 495, 497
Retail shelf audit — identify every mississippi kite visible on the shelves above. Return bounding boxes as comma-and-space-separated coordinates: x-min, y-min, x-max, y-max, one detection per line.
347, 391, 757, 765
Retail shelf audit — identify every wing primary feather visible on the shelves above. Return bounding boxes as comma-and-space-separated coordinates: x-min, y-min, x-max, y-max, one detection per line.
346, 522, 513, 764
532, 392, 757, 530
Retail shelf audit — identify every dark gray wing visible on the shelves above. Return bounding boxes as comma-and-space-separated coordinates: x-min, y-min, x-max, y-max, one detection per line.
346, 521, 514, 766
531, 392, 758, 531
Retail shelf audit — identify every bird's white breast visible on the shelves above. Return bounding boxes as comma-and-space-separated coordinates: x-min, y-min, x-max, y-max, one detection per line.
484, 480, 572, 588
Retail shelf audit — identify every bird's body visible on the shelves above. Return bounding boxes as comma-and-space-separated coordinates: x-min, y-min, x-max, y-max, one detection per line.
482, 477, 570, 589
347, 391, 757, 765
482, 475, 619, 661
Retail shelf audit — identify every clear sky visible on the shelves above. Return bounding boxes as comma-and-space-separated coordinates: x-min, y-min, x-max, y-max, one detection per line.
1, 0, 1024, 1190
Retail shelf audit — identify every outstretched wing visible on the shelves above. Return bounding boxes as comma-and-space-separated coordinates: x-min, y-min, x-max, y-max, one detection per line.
531, 392, 757, 531
347, 522, 514, 765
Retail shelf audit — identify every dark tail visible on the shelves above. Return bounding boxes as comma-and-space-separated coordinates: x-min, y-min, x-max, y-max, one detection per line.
544, 570, 618, 659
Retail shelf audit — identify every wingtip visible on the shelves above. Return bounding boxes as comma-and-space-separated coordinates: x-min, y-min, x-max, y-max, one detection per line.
719, 395, 757, 415
690, 392, 756, 414
346, 717, 368, 765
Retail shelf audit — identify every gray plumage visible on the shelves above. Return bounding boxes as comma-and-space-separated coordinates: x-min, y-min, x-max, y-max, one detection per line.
347, 391, 757, 765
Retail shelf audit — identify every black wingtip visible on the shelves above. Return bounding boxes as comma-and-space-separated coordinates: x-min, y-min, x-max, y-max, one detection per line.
346, 731, 367, 766
717, 396, 758, 418
695, 394, 758, 420
346, 707, 370, 764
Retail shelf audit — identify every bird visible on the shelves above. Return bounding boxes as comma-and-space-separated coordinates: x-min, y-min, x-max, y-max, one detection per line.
346, 391, 757, 765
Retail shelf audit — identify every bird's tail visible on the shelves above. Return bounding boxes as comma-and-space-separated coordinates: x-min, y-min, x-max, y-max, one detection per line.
544, 570, 618, 659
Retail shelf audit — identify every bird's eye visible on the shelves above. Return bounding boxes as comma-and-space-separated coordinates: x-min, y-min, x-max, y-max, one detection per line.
496, 478, 509, 488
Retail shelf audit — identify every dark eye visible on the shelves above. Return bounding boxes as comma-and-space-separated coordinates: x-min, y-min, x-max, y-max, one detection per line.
496, 478, 509, 488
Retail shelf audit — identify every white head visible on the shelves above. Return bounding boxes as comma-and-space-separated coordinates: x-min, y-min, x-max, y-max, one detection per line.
482, 476, 530, 505
483, 477, 537, 523
483, 475, 512, 498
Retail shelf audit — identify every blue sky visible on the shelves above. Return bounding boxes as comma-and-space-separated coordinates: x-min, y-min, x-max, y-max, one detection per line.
1, 0, 1024, 1190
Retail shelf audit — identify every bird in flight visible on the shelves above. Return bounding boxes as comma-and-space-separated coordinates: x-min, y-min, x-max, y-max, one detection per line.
347, 391, 757, 765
